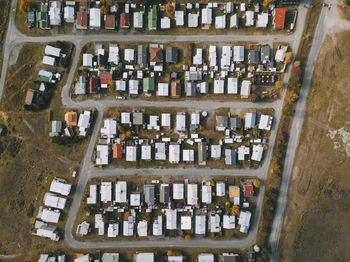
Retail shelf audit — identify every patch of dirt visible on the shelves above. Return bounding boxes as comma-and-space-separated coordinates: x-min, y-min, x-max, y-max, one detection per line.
279, 35, 350, 261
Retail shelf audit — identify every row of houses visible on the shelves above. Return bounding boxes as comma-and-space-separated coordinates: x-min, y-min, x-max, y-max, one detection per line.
94, 110, 272, 165
33, 178, 72, 242
30, 1, 287, 32
79, 179, 254, 239
50, 110, 92, 137
48, 252, 241, 262
74, 42, 289, 98
25, 45, 63, 106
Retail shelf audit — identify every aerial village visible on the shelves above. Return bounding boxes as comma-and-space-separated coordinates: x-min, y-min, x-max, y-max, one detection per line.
17, 0, 299, 261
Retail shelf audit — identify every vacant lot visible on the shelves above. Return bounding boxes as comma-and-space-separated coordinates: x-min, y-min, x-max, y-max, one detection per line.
278, 34, 350, 261
0, 43, 88, 258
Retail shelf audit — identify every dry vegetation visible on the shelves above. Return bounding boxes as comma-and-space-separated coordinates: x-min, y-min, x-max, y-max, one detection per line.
279, 33, 350, 262
0, 43, 89, 258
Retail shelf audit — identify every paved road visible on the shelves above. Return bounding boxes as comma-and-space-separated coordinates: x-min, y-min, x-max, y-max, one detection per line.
0, 0, 309, 252
268, 0, 348, 260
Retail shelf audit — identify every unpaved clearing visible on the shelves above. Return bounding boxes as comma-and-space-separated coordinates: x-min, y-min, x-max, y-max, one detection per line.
279, 34, 350, 261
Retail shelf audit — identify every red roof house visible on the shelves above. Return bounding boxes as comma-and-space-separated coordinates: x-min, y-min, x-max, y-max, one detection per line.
100, 73, 112, 88
274, 8, 286, 30
113, 143, 123, 159
105, 14, 116, 29
243, 183, 254, 198
120, 13, 130, 28
89, 76, 98, 93
76, 12, 88, 29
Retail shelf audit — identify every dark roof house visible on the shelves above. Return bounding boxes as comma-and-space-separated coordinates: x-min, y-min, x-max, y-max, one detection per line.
166, 47, 178, 64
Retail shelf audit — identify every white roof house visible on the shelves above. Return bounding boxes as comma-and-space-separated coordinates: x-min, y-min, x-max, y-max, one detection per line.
216, 182, 225, 197
181, 216, 192, 230
101, 118, 117, 139
191, 112, 200, 126
126, 145, 137, 161
107, 223, 119, 237
209, 214, 221, 233
44, 193, 66, 210
251, 144, 264, 162
257, 13, 269, 28
121, 112, 131, 125
215, 15, 226, 29
50, 178, 71, 196
183, 149, 194, 163
130, 193, 141, 206
108, 44, 120, 64
153, 216, 163, 236
38, 207, 60, 223
77, 110, 91, 136
116, 80, 126, 91
34, 224, 60, 241
176, 112, 186, 131
90, 8, 101, 29
202, 184, 212, 204
95, 214, 104, 235
245, 11, 254, 27
100, 182, 112, 203
161, 113, 171, 128
198, 254, 214, 262
201, 8, 212, 25
175, 10, 184, 26
166, 209, 177, 230
43, 56, 55, 66
87, 185, 97, 204
225, 148, 236, 166
134, 253, 154, 262
227, 77, 238, 94
233, 46, 244, 62
173, 182, 184, 199
123, 216, 134, 236
141, 144, 152, 161
157, 83, 169, 96
161, 17, 171, 29
193, 48, 203, 65
49, 1, 62, 26
137, 220, 148, 237
45, 45, 61, 57
188, 12, 199, 28
64, 6, 75, 23
223, 215, 235, 229
200, 82, 209, 94
238, 211, 251, 233
230, 13, 238, 28
169, 144, 180, 164
245, 112, 256, 129
187, 184, 198, 205
155, 142, 166, 160
240, 80, 252, 97
258, 115, 273, 130
211, 145, 222, 159
195, 215, 206, 235
214, 79, 224, 94
209, 45, 217, 67
96, 145, 109, 165
238, 145, 250, 161
133, 12, 143, 28
220, 45, 232, 68
275, 46, 288, 63
124, 49, 135, 62
74, 255, 90, 262
83, 54, 93, 67
129, 80, 139, 95
115, 181, 127, 203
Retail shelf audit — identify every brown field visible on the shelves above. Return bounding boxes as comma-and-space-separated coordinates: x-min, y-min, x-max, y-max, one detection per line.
0, 43, 89, 258
278, 33, 350, 261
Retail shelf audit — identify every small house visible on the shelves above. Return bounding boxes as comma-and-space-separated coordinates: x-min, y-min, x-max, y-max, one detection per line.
115, 181, 127, 203
105, 14, 116, 29
89, 8, 101, 29
166, 47, 178, 64
25, 89, 35, 105
169, 144, 180, 164
195, 216, 206, 235
171, 80, 181, 98
76, 11, 88, 29
148, 6, 158, 30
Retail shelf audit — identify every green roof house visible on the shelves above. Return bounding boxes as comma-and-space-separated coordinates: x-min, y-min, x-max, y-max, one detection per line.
143, 77, 155, 93
148, 6, 158, 30
38, 3, 49, 29
38, 70, 53, 83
